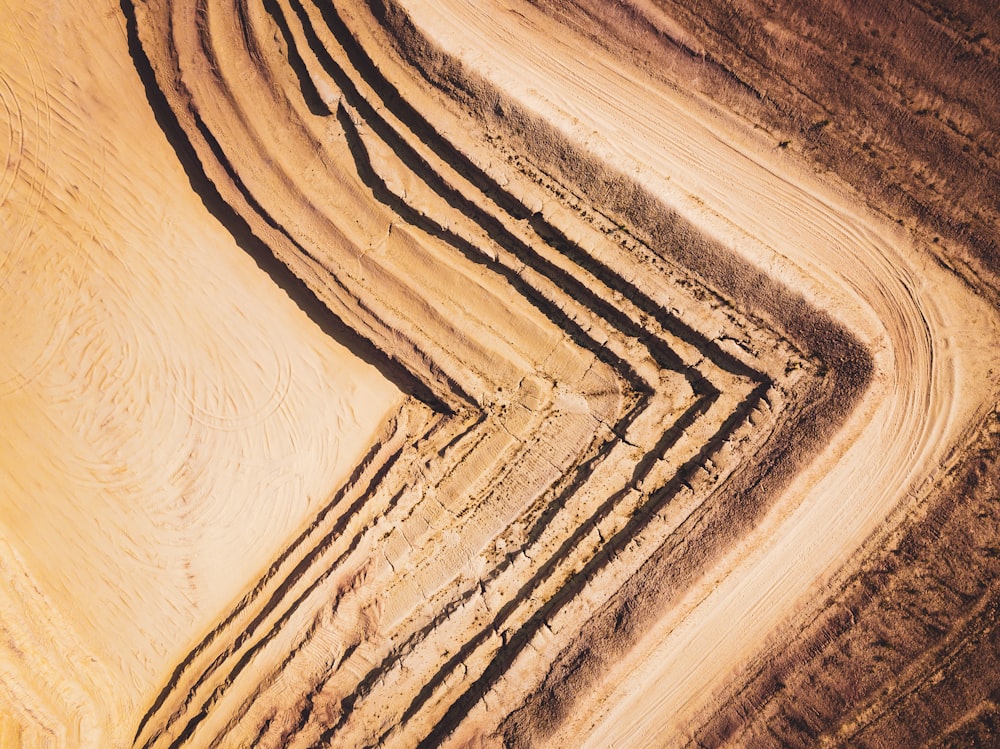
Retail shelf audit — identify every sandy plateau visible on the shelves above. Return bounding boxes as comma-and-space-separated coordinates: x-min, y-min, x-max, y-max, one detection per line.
2, 0, 1000, 747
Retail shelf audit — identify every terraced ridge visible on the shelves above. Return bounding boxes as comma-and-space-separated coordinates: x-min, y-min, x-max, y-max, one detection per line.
125, 0, 869, 746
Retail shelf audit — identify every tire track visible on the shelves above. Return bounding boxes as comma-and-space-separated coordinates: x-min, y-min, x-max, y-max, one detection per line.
0, 75, 23, 214
131, 402, 437, 747
124, 0, 859, 745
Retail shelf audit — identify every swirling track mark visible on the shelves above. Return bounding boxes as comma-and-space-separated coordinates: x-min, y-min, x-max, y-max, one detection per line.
0, 16, 101, 397
0, 116, 101, 397
0, 76, 23, 212
0, 233, 93, 397
176, 343, 294, 432
45, 290, 166, 495
7, 20, 114, 406
0, 22, 48, 288
0, 310, 71, 397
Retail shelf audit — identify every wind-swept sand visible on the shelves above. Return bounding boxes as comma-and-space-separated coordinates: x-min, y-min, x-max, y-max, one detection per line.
3, 0, 1000, 746
0, 2, 401, 745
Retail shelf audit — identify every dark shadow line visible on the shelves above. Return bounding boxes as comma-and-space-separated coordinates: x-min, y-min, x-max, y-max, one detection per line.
305, 0, 766, 385
257, 0, 331, 115
131, 415, 404, 744
334, 102, 652, 397
119, 0, 450, 413
412, 382, 771, 748
277, 0, 655, 390
278, 0, 698, 391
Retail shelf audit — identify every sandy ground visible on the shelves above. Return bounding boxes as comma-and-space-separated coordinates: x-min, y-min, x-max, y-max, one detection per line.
0, 1, 401, 745
3, 0, 999, 746
393, 0, 1000, 744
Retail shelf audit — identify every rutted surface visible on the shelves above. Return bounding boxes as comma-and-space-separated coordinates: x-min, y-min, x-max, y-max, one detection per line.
124, 0, 866, 746
2, 0, 998, 746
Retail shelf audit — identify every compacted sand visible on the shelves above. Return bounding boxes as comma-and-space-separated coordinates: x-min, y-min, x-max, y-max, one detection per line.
2, 0, 999, 746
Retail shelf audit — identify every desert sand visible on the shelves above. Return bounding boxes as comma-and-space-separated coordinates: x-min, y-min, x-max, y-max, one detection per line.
2, 0, 999, 746
0, 1, 403, 745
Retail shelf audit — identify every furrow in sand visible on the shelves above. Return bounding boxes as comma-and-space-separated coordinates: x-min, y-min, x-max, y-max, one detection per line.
131, 402, 436, 747
141, 2, 828, 744
6, 0, 1000, 745
346, 1, 883, 743
377, 1, 997, 744
123, 0, 897, 745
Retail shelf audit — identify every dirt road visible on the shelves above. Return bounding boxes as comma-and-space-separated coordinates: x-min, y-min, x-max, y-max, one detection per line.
394, 1, 1000, 744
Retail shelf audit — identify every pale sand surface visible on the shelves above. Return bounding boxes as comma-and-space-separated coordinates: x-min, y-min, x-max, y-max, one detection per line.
2, 0, 998, 745
394, 0, 1000, 743
0, 1, 401, 745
